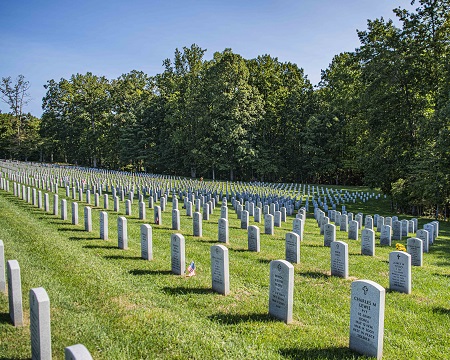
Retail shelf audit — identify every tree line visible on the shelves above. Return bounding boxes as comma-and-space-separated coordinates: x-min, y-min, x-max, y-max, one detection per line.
1, 0, 449, 216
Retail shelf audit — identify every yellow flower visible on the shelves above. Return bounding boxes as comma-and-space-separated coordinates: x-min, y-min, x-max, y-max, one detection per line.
395, 243, 406, 252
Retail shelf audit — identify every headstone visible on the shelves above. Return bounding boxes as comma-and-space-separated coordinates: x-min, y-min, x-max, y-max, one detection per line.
30, 287, 51, 360
389, 251, 411, 294
203, 203, 210, 220
84, 207, 92, 232
407, 238, 423, 266
114, 196, 119, 212
376, 216, 384, 232
0, 240, 5, 293
211, 244, 230, 295
171, 233, 185, 275
61, 199, 68, 220
125, 199, 132, 216
292, 218, 303, 240
361, 229, 375, 256
139, 201, 146, 220
140, 224, 152, 260
241, 210, 249, 230
340, 214, 348, 232
220, 206, 228, 220
53, 194, 59, 216
186, 201, 192, 217
416, 229, 429, 253
285, 232, 300, 264
264, 214, 274, 235
218, 218, 229, 244
331, 241, 349, 278
323, 223, 336, 247
392, 220, 402, 240
172, 209, 180, 230
274, 211, 282, 227
99, 211, 108, 240
423, 223, 434, 246
348, 220, 358, 240
380, 225, 392, 246
117, 216, 128, 249
349, 279, 385, 359
65, 344, 93, 359
269, 260, 294, 324
254, 206, 261, 223
248, 225, 260, 252
364, 216, 373, 230
103, 194, 108, 210
72, 202, 78, 225
408, 220, 414, 234
7, 260, 23, 326
154, 205, 161, 225
193, 212, 202, 237
401, 219, 409, 237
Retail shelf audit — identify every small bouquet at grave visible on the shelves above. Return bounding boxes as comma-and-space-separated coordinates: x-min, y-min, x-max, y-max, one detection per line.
396, 243, 407, 252
186, 261, 196, 277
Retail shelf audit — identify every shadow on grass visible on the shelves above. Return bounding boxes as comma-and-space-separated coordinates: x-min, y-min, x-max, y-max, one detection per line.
130, 269, 172, 276
432, 307, 450, 315
58, 227, 84, 232
301, 243, 325, 248
258, 258, 274, 264
162, 286, 214, 295
104, 254, 141, 261
279, 346, 364, 359
83, 244, 116, 250
299, 271, 329, 280
69, 236, 99, 241
208, 312, 275, 324
433, 272, 450, 278
0, 312, 11, 324
0, 357, 31, 360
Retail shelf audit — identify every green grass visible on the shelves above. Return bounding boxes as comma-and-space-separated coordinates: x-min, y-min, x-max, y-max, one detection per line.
0, 183, 449, 359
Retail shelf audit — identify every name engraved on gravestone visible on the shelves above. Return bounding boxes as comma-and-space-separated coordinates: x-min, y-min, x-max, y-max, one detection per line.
211, 245, 230, 295
265, 214, 274, 235
117, 216, 128, 249
389, 251, 411, 294
380, 225, 392, 246
349, 280, 385, 359
140, 224, 152, 260
218, 218, 229, 244
407, 238, 423, 266
248, 225, 260, 252
64, 344, 93, 360
364, 216, 373, 230
171, 233, 185, 275
324, 223, 336, 247
285, 232, 300, 264
348, 220, 358, 240
30, 287, 51, 360
331, 241, 349, 278
416, 229, 429, 253
7, 260, 23, 326
0, 240, 5, 293
361, 229, 375, 256
269, 260, 294, 324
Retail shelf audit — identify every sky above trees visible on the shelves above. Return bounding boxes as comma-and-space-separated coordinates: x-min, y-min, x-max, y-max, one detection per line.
0, 0, 415, 116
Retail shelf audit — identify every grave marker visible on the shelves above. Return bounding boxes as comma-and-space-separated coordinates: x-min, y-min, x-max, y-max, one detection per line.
7, 260, 23, 326
389, 251, 411, 294
380, 225, 392, 246
211, 244, 230, 295
84, 207, 92, 232
361, 229, 375, 256
218, 218, 229, 244
285, 232, 300, 264
171, 233, 185, 275
193, 212, 202, 237
323, 223, 336, 247
349, 280, 385, 359
407, 238, 423, 266
331, 241, 348, 278
248, 225, 260, 252
269, 260, 294, 324
140, 224, 152, 260
30, 287, 51, 360
0, 240, 4, 293
64, 344, 93, 360
117, 216, 128, 249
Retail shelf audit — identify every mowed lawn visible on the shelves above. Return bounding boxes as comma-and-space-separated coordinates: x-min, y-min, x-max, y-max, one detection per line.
0, 185, 449, 359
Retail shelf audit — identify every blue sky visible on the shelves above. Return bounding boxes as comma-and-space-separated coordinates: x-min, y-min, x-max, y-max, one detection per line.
0, 0, 415, 117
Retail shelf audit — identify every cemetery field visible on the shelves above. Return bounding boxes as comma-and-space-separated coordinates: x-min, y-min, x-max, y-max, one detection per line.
0, 186, 449, 359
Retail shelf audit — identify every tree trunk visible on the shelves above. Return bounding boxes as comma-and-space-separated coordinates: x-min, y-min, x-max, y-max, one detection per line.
212, 166, 215, 181
230, 168, 234, 181
191, 168, 196, 178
